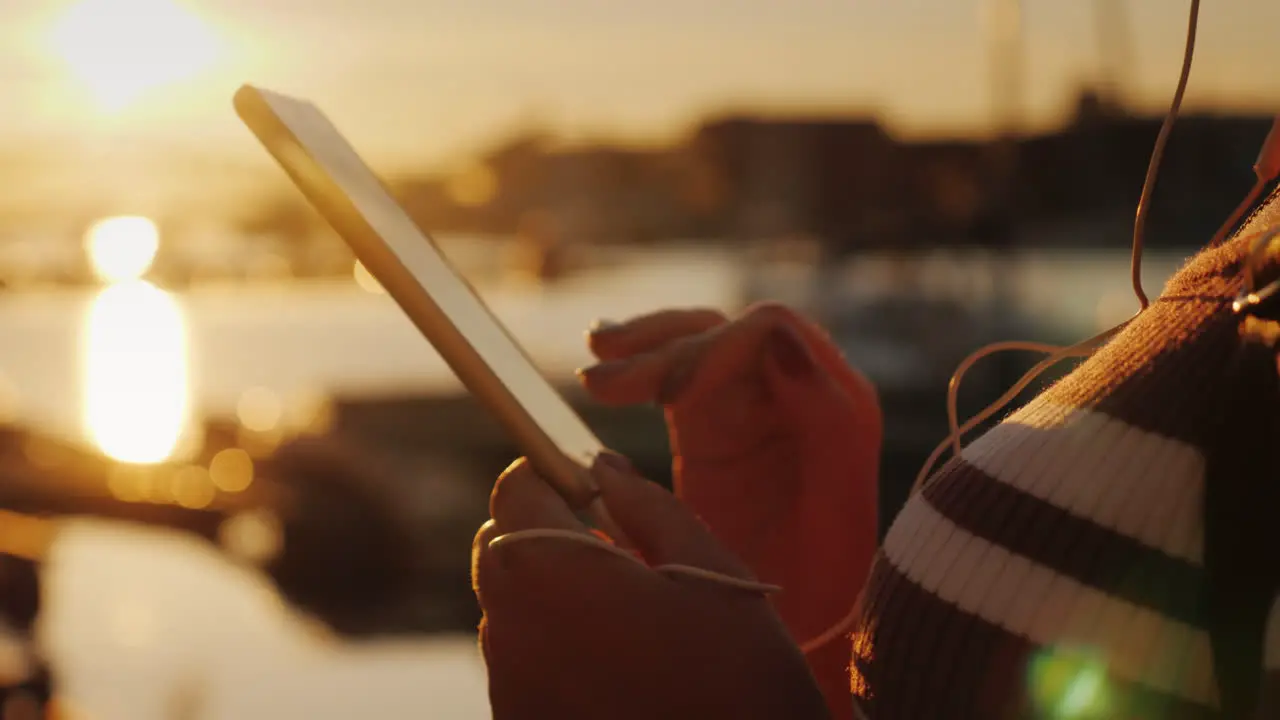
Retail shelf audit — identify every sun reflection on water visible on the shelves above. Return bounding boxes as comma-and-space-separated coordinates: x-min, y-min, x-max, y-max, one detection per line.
82, 280, 193, 465
79, 215, 195, 465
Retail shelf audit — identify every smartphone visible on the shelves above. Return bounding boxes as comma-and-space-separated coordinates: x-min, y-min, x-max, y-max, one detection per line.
233, 84, 605, 511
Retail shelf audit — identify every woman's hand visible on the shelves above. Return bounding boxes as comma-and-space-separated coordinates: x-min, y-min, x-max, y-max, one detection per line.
579, 304, 881, 713
473, 456, 828, 720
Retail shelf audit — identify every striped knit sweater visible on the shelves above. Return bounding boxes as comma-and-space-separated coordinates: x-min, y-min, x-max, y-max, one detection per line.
850, 191, 1280, 719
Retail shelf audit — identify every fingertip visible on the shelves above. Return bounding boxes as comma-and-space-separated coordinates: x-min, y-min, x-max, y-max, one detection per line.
590, 454, 679, 527
489, 457, 581, 532
585, 320, 627, 360
499, 456, 530, 476
577, 359, 626, 380
473, 518, 500, 556
472, 518, 497, 559
574, 364, 607, 397
471, 519, 504, 602
583, 330, 610, 359
490, 457, 533, 512
574, 361, 640, 405
588, 318, 621, 335
586, 308, 727, 362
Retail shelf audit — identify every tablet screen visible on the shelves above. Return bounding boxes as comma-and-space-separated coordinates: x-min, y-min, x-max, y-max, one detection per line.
243, 88, 603, 468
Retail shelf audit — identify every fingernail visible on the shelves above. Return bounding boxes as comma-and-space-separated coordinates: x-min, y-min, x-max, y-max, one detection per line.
588, 319, 620, 334
769, 327, 814, 378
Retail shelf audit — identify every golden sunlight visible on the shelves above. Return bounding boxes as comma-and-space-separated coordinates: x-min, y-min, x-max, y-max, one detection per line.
48, 0, 223, 113
85, 216, 160, 283
82, 281, 191, 465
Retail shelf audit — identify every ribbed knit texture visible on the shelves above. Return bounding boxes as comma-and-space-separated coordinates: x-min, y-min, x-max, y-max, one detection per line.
850, 190, 1280, 719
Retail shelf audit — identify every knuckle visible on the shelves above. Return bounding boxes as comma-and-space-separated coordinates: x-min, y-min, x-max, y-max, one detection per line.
689, 307, 729, 325
742, 301, 800, 328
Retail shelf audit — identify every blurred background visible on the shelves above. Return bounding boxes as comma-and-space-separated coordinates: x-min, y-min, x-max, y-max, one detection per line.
0, 0, 1276, 717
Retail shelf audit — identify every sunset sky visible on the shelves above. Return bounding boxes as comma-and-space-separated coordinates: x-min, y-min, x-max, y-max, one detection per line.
1, 0, 1278, 181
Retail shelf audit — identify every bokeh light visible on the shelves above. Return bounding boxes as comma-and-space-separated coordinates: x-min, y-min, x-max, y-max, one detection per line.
209, 448, 254, 493
1029, 646, 1112, 719
106, 465, 148, 503
172, 464, 216, 509
237, 387, 282, 433
219, 509, 284, 565
446, 164, 498, 208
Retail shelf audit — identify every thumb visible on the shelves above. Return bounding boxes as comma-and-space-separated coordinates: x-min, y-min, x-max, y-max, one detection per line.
591, 453, 755, 581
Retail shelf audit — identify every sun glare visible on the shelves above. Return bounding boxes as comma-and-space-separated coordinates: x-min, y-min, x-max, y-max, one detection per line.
48, 0, 223, 113
85, 216, 160, 283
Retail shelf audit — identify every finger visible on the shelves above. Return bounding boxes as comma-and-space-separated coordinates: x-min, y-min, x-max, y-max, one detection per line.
471, 519, 503, 607
477, 614, 497, 676
487, 458, 652, 594
781, 317, 880, 416
762, 324, 861, 436
762, 322, 879, 509
585, 308, 727, 362
578, 302, 800, 407
762, 325, 881, 584
592, 452, 755, 581
489, 458, 590, 536
578, 330, 705, 406
481, 612, 553, 720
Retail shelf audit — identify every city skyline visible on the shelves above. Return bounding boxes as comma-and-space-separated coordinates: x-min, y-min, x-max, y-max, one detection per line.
1, 0, 1279, 219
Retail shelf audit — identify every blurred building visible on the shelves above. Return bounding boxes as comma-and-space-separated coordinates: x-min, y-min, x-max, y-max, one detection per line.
1016, 92, 1275, 247
684, 116, 903, 248
11, 90, 1269, 287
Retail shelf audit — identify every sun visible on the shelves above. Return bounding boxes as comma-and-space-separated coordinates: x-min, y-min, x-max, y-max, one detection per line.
48, 0, 223, 113
85, 216, 161, 283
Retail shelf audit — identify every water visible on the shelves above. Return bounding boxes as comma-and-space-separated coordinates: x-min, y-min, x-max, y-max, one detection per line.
40, 521, 491, 719
0, 244, 748, 462
0, 242, 1192, 718
0, 244, 748, 718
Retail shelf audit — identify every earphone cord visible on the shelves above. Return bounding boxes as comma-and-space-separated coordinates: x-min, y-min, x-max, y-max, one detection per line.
489, 0, 1239, 658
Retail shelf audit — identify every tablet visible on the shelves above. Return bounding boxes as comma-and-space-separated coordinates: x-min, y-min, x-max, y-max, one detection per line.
233, 84, 604, 510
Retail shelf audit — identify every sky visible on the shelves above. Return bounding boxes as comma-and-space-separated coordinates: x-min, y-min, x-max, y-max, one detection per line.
1, 0, 1279, 213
